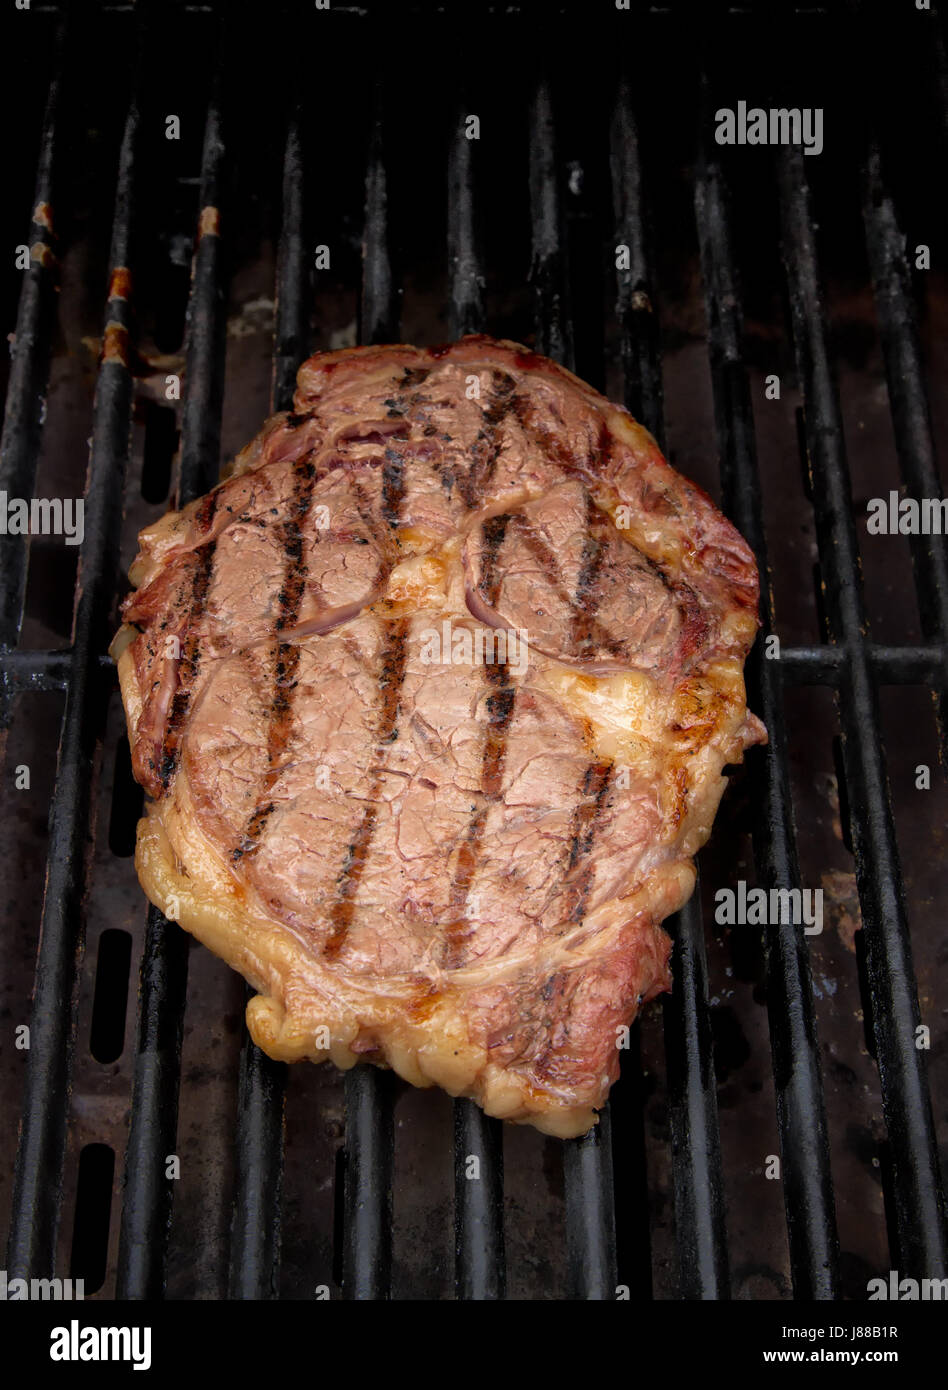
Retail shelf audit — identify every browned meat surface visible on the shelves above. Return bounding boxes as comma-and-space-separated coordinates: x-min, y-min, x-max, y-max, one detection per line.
112, 335, 765, 1137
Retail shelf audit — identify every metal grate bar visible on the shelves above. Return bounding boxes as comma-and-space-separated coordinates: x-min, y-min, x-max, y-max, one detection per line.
862, 144, 948, 759
6, 43, 138, 1280
447, 99, 486, 340
178, 81, 227, 508
117, 62, 230, 1299
529, 79, 572, 370
453, 1102, 505, 1301
564, 1108, 618, 1300
271, 114, 309, 414
446, 100, 506, 1302
227, 110, 306, 1302
529, 73, 616, 1299
778, 145, 948, 1279
2, 639, 938, 696
342, 1067, 393, 1299
358, 110, 398, 347
116, 905, 189, 1299
228, 1027, 286, 1299
863, 646, 948, 684
662, 895, 730, 1297
610, 75, 665, 452
0, 647, 72, 693
0, 16, 65, 660
781, 644, 948, 686
928, 4, 948, 158
342, 93, 398, 1301
611, 73, 729, 1300
695, 125, 839, 1298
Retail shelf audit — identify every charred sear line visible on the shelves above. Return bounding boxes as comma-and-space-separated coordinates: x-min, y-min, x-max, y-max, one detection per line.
569, 489, 609, 655
350, 477, 395, 592
374, 617, 410, 735
195, 489, 219, 534
558, 759, 614, 928
595, 418, 613, 474
532, 972, 577, 1082
325, 804, 380, 940
442, 512, 515, 966
442, 810, 488, 971
231, 457, 318, 860
481, 674, 516, 798
459, 373, 518, 508
477, 513, 511, 606
381, 447, 405, 528
323, 618, 410, 959
504, 512, 624, 658
233, 800, 276, 860
231, 639, 303, 862
157, 497, 220, 789
399, 366, 431, 389
568, 760, 614, 871
442, 651, 518, 970
482, 370, 517, 427
275, 532, 306, 632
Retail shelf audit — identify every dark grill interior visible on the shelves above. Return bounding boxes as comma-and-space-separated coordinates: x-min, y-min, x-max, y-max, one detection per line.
1, 0, 946, 1301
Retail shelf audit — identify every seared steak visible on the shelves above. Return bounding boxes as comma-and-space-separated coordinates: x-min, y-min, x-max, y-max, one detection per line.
112, 335, 765, 1137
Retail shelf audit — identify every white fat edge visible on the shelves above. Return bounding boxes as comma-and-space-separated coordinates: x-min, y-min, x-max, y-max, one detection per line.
531, 663, 670, 770
112, 641, 144, 736
382, 534, 468, 615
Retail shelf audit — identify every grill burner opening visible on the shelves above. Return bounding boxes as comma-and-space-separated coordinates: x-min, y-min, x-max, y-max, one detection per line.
0, 0, 945, 1316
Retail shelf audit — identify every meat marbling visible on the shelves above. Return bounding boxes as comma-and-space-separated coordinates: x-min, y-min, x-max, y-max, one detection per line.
112, 335, 766, 1138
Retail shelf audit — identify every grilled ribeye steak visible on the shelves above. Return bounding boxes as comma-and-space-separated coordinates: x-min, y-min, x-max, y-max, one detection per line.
112, 335, 765, 1137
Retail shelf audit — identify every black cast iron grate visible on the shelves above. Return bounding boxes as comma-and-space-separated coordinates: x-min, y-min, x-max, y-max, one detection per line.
1, 0, 946, 1301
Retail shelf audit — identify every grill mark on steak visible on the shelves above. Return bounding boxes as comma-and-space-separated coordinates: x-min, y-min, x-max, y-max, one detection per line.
350, 477, 380, 535
485, 487, 708, 674
594, 418, 613, 473
552, 530, 619, 928
324, 617, 411, 959
349, 477, 397, 593
381, 447, 405, 528
195, 489, 219, 533
506, 511, 625, 659
458, 372, 518, 508
531, 759, 614, 1079
561, 758, 614, 915
532, 491, 619, 938
232, 453, 319, 861
398, 366, 431, 389
483, 371, 517, 428
569, 489, 609, 657
442, 670, 517, 969
316, 381, 415, 923
157, 492, 220, 789
443, 514, 518, 969
532, 971, 573, 1082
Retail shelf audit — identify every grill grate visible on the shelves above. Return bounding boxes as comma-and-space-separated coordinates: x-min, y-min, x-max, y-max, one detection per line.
778, 141, 946, 1280
1, 0, 946, 1303
695, 89, 838, 1298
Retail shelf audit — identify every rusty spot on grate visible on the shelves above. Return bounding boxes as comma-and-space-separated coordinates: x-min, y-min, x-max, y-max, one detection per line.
198, 205, 221, 242
30, 241, 57, 269
102, 320, 130, 368
108, 266, 133, 302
